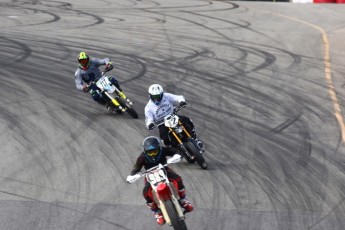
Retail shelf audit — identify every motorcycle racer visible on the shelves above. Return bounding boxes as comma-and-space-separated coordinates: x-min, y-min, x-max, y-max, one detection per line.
74, 52, 126, 112
127, 136, 193, 225
144, 84, 204, 150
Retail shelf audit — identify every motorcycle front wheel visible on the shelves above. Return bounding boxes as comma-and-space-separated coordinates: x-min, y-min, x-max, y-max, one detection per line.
117, 97, 139, 119
163, 200, 188, 230
184, 141, 207, 170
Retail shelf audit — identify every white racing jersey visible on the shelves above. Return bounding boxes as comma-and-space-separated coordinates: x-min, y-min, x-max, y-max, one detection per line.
145, 93, 185, 128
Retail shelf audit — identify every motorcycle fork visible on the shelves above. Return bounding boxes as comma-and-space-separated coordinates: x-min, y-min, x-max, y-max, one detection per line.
169, 127, 194, 159
179, 121, 192, 138
104, 91, 121, 107
114, 87, 127, 100
169, 127, 183, 144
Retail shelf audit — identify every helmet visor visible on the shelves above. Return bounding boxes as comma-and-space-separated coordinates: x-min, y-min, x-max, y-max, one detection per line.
79, 58, 88, 67
146, 148, 159, 157
151, 94, 162, 101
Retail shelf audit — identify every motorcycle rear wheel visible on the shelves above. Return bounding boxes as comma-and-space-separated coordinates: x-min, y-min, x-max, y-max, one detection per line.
117, 97, 139, 119
163, 200, 188, 230
184, 142, 207, 170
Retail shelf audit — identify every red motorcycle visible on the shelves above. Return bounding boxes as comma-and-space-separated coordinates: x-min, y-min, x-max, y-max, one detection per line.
127, 155, 188, 230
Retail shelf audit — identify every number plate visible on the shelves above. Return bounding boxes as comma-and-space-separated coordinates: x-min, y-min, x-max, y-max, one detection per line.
148, 169, 167, 187
164, 114, 179, 128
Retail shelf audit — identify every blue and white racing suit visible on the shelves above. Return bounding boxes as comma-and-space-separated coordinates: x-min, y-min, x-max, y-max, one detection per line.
75, 58, 120, 105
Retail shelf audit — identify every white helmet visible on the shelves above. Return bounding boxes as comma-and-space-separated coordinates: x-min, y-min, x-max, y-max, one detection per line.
148, 84, 164, 105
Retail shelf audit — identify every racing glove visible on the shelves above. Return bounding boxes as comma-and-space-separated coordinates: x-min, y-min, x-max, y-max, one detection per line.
179, 101, 187, 108
82, 85, 89, 92
148, 123, 155, 130
104, 62, 113, 73
126, 174, 141, 184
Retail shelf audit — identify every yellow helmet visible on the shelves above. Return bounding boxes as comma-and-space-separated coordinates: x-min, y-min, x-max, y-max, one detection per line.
78, 52, 90, 69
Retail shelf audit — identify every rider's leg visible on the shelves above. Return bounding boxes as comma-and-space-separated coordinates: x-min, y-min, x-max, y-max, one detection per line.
89, 85, 107, 105
143, 181, 165, 225
109, 77, 134, 104
109, 77, 128, 99
108, 77, 122, 91
159, 125, 171, 146
167, 170, 193, 212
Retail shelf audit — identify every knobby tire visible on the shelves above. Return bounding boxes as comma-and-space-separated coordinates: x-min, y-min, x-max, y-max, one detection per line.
163, 200, 188, 230
117, 97, 138, 119
184, 142, 207, 170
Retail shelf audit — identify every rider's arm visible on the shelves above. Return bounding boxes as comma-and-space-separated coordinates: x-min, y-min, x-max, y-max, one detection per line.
164, 93, 185, 106
130, 153, 145, 175
93, 58, 111, 67
144, 104, 155, 129
75, 69, 84, 90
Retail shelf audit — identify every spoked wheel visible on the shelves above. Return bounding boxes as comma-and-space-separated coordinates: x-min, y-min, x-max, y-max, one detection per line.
163, 200, 188, 230
184, 142, 207, 170
117, 97, 138, 119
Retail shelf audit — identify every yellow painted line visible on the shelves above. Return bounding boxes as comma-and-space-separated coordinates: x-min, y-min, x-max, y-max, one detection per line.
253, 8, 345, 142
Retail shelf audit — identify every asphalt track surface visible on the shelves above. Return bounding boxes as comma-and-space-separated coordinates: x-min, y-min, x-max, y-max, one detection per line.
1, 1, 345, 230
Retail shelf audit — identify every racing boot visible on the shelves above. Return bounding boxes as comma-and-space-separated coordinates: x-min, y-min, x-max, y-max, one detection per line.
178, 189, 193, 213
147, 202, 165, 225
154, 210, 165, 225
179, 198, 193, 213
105, 102, 112, 111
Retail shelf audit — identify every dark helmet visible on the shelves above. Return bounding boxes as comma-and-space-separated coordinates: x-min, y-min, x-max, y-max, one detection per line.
143, 136, 162, 163
78, 52, 90, 70
148, 84, 164, 105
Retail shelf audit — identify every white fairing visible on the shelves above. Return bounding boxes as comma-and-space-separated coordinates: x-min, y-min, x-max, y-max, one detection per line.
164, 114, 179, 128
96, 76, 116, 93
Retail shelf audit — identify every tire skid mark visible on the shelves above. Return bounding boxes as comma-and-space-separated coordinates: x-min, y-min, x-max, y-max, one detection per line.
0, 175, 98, 203
143, 0, 211, 11
0, 36, 32, 65
249, 7, 345, 143
4, 0, 105, 28
9, 6, 60, 27
2, 1, 344, 229
190, 0, 239, 13
0, 110, 56, 189
0, 190, 131, 229
139, 8, 297, 92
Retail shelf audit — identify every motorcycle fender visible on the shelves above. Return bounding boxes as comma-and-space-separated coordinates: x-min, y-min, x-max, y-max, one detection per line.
156, 183, 172, 201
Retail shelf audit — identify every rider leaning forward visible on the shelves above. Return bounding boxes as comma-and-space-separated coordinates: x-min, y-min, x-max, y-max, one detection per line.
127, 136, 193, 225
144, 84, 204, 149
75, 51, 127, 113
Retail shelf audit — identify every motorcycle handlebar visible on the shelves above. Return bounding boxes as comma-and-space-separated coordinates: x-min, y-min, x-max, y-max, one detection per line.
149, 106, 184, 129
127, 155, 182, 183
